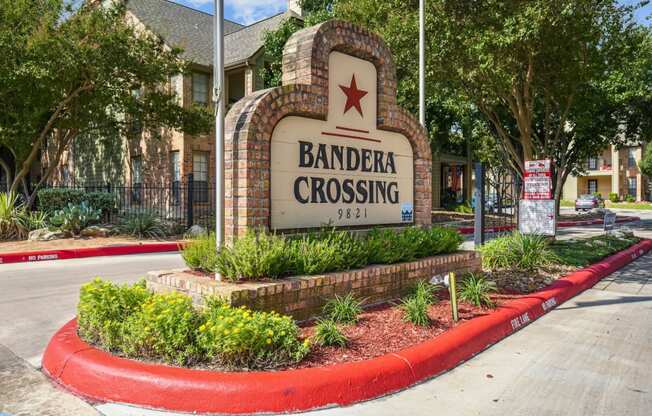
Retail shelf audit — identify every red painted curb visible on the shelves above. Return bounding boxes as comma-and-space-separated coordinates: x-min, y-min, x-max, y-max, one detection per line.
42, 239, 652, 414
0, 242, 182, 265
457, 215, 639, 235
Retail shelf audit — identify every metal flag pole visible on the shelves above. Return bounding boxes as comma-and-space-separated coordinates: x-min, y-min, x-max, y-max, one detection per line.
419, 0, 426, 127
213, 0, 225, 281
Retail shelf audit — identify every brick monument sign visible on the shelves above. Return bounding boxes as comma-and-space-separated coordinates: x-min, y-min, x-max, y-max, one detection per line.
224, 20, 432, 238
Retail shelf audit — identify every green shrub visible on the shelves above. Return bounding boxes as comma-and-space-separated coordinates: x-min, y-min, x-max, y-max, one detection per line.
196, 303, 309, 370
216, 230, 293, 280
410, 280, 438, 305
401, 295, 430, 326
37, 188, 115, 215
608, 192, 619, 203
21, 210, 48, 232
458, 273, 497, 308
122, 291, 202, 365
323, 293, 363, 324
119, 212, 167, 239
480, 232, 556, 272
313, 319, 347, 347
182, 233, 219, 272
50, 202, 101, 235
454, 202, 474, 214
184, 227, 461, 281
625, 194, 636, 203
77, 278, 152, 350
0, 192, 27, 240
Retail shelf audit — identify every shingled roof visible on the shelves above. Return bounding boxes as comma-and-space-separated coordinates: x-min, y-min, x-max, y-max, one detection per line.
126, 0, 299, 68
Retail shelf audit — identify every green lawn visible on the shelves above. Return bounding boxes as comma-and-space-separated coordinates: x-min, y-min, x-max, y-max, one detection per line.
550, 235, 640, 267
560, 199, 574, 207
605, 201, 652, 210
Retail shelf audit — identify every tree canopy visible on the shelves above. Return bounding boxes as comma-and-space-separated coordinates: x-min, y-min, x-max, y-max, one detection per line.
263, 0, 652, 210
0, 0, 211, 202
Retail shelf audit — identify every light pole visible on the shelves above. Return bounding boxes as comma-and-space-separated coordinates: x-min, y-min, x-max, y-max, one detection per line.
213, 0, 225, 280
419, 0, 425, 127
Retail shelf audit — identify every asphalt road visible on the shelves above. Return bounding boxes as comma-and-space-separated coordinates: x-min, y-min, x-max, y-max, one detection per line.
0, 253, 185, 365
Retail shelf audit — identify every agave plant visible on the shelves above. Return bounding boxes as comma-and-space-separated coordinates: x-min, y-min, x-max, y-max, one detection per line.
118, 212, 168, 239
50, 202, 101, 236
0, 192, 27, 240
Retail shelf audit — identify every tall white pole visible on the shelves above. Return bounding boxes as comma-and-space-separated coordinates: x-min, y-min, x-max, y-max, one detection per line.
419, 0, 426, 127
213, 0, 225, 280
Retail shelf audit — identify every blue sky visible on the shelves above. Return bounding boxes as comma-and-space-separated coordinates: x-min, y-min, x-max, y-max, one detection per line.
172, 0, 650, 26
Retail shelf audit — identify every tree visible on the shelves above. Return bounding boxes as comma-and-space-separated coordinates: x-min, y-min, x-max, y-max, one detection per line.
642, 145, 652, 178
0, 0, 211, 204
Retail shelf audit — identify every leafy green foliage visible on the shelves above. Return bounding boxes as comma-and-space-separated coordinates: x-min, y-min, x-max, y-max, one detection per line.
608, 192, 620, 203
401, 280, 437, 326
480, 233, 557, 272
184, 227, 461, 281
123, 292, 202, 365
0, 192, 27, 240
313, 319, 347, 347
50, 202, 100, 235
323, 293, 362, 324
0, 1, 211, 202
550, 235, 640, 267
182, 233, 218, 272
458, 274, 497, 309
20, 210, 48, 232
118, 212, 167, 239
626, 195, 636, 203
641, 145, 652, 178
77, 278, 152, 351
37, 188, 116, 215
196, 304, 309, 370
77, 279, 309, 369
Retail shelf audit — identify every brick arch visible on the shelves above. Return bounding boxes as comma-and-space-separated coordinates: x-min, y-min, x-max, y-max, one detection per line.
224, 20, 431, 240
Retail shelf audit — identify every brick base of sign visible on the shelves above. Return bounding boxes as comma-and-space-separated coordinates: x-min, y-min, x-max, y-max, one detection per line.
146, 251, 481, 321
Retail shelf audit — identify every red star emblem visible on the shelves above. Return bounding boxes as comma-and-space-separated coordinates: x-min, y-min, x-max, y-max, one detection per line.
339, 74, 368, 117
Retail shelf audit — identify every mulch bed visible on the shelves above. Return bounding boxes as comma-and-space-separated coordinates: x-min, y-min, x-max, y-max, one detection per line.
289, 291, 522, 369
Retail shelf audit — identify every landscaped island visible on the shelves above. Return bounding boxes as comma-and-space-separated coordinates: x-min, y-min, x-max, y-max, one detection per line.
77, 229, 640, 371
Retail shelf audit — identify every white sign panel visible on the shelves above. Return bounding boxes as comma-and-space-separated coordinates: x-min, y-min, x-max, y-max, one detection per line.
270, 51, 414, 229
519, 199, 556, 236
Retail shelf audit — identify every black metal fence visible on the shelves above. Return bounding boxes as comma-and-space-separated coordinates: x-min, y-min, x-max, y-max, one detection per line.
474, 163, 521, 246
39, 174, 216, 231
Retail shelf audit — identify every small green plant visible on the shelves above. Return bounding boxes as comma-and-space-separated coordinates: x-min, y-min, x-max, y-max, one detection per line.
119, 212, 167, 239
480, 232, 556, 272
50, 202, 101, 235
0, 192, 27, 240
323, 293, 363, 324
182, 232, 218, 272
625, 194, 636, 203
400, 295, 430, 326
410, 280, 438, 305
196, 303, 309, 370
216, 229, 293, 280
20, 210, 48, 232
77, 278, 152, 350
123, 291, 202, 365
608, 192, 619, 203
313, 319, 347, 347
458, 273, 497, 308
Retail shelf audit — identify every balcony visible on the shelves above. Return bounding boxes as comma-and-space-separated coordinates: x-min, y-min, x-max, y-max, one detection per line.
585, 160, 613, 176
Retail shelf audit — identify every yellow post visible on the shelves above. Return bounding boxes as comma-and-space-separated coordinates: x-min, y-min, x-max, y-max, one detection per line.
449, 272, 459, 322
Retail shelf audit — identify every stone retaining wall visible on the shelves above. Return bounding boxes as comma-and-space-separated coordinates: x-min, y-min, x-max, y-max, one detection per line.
147, 251, 481, 321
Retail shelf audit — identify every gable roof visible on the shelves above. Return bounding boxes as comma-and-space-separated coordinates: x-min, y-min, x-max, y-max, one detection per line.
126, 0, 299, 68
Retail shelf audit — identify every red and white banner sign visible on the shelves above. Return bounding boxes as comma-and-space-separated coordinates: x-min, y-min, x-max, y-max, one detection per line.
524, 159, 552, 200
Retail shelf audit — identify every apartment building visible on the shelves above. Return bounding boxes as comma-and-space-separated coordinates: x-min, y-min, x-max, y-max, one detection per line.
563, 144, 650, 202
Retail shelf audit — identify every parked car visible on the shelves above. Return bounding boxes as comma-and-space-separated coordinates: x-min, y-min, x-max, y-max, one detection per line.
575, 194, 604, 211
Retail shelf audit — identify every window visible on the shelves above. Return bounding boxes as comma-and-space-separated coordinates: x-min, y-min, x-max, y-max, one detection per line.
587, 157, 598, 170
628, 148, 637, 168
131, 156, 143, 204
193, 152, 209, 203
587, 179, 598, 195
628, 176, 637, 197
170, 151, 181, 205
192, 72, 209, 105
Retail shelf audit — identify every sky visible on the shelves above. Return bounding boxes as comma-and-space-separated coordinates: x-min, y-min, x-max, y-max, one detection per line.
172, 0, 651, 26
